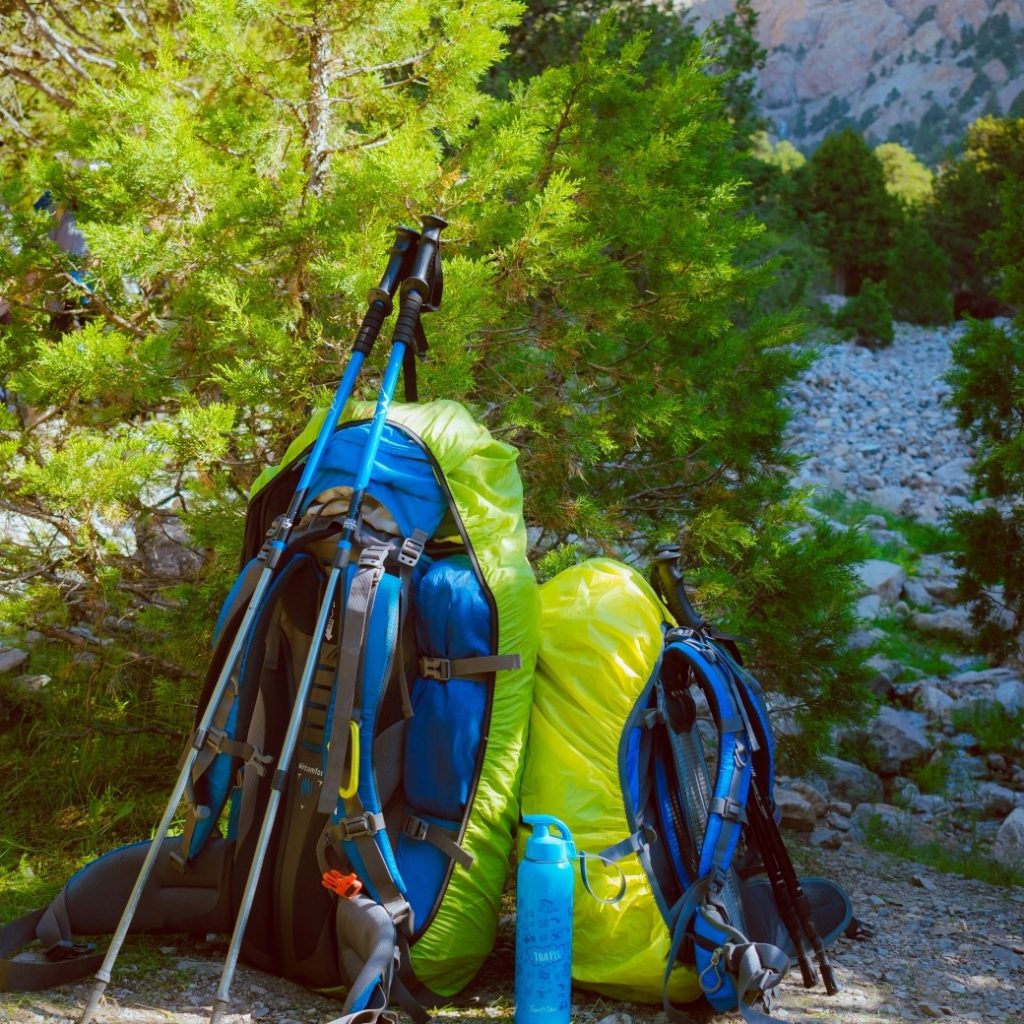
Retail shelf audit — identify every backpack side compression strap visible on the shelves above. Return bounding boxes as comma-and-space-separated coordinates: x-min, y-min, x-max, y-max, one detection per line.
0, 907, 101, 991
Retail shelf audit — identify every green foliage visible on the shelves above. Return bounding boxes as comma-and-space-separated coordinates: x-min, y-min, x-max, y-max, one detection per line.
488, 1, 696, 94
835, 279, 895, 348
946, 319, 1024, 659
884, 216, 952, 325
909, 752, 952, 795
874, 142, 933, 206
927, 116, 1024, 316
805, 129, 900, 294
950, 704, 1024, 758
0, 2, 871, 885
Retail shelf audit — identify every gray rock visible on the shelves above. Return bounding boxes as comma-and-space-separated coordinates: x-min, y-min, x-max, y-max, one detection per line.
856, 559, 907, 604
788, 781, 829, 818
809, 828, 843, 850
917, 684, 954, 722
910, 607, 974, 640
993, 679, 1024, 715
856, 593, 882, 620
865, 706, 931, 776
823, 756, 884, 805
912, 794, 947, 815
830, 800, 852, 816
774, 787, 817, 832
827, 811, 852, 831
993, 808, 1024, 870
851, 802, 910, 834
0, 648, 29, 675
978, 783, 1021, 819
10, 674, 50, 695
922, 575, 960, 606
892, 778, 920, 807
950, 732, 979, 750
902, 578, 934, 610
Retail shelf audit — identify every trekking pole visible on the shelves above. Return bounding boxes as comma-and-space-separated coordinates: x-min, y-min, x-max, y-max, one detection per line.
744, 784, 818, 988
208, 215, 447, 1024
748, 778, 841, 995
78, 226, 420, 1024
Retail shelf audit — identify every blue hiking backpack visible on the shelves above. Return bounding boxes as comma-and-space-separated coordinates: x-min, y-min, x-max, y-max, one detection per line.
0, 399, 539, 1023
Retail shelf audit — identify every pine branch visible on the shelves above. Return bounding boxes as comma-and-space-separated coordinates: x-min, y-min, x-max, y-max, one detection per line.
0, 57, 74, 108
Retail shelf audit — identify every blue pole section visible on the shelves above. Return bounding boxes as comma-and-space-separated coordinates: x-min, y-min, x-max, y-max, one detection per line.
208, 341, 408, 1024
80, 227, 419, 1024
293, 349, 366, 499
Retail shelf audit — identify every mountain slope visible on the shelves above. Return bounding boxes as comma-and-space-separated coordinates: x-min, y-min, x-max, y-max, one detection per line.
688, 0, 1024, 163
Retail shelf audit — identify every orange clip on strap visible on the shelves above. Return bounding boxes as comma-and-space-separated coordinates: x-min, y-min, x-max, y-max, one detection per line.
322, 870, 363, 900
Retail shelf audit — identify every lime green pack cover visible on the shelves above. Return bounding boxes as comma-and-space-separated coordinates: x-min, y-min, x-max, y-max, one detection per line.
520, 557, 701, 1005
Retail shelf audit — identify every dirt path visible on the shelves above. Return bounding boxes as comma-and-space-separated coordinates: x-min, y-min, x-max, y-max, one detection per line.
2, 840, 1021, 1024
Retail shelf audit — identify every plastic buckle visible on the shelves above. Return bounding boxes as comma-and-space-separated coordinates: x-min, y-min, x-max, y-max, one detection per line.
358, 546, 388, 570
246, 747, 274, 777
398, 534, 425, 568
321, 870, 364, 900
420, 656, 451, 681
340, 813, 378, 840
403, 815, 430, 841
204, 727, 228, 753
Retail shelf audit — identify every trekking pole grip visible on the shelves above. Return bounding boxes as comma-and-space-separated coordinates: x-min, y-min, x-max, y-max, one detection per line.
353, 225, 421, 355
392, 214, 447, 350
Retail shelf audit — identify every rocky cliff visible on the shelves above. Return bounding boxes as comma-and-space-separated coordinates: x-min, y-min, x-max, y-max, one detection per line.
687, 0, 1024, 163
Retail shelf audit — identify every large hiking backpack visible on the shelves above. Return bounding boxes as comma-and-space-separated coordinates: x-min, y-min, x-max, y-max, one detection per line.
520, 558, 851, 1021
0, 399, 539, 1019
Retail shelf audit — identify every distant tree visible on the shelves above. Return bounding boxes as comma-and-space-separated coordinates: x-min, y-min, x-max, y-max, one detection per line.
804, 129, 900, 294
752, 131, 806, 173
885, 217, 952, 325
488, 1, 696, 93
927, 115, 1024, 316
874, 141, 934, 205
706, 0, 768, 145
835, 278, 894, 347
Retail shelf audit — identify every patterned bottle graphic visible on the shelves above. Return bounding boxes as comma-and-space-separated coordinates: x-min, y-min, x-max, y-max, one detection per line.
515, 815, 576, 1024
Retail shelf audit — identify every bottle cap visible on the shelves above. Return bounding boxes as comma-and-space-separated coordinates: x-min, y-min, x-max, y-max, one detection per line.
523, 815, 577, 864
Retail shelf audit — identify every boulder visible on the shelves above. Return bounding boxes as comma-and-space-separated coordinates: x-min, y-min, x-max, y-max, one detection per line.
809, 828, 842, 850
856, 559, 907, 605
851, 802, 909, 835
901, 578, 934, 610
774, 787, 817, 832
993, 679, 1024, 715
823, 756, 884, 805
910, 608, 974, 640
992, 808, 1024, 870
787, 781, 829, 818
917, 684, 954, 722
977, 783, 1022, 819
866, 706, 932, 776
0, 648, 28, 675
856, 594, 882, 621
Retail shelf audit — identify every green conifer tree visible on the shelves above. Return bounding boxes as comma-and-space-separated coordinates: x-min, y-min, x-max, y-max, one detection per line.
804, 128, 900, 294
0, 5, 869, 882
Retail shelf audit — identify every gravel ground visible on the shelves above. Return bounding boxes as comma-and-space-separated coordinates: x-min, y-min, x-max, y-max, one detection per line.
3, 841, 1022, 1024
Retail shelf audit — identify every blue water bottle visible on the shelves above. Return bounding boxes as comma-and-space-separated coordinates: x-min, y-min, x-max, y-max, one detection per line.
515, 815, 576, 1024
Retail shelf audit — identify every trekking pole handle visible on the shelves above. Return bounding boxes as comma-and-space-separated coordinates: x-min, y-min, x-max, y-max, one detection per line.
391, 214, 447, 350
353, 225, 421, 355
652, 545, 706, 630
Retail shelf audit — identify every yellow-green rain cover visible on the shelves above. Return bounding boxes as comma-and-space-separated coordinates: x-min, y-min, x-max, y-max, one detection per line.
520, 557, 701, 1005
253, 399, 539, 996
